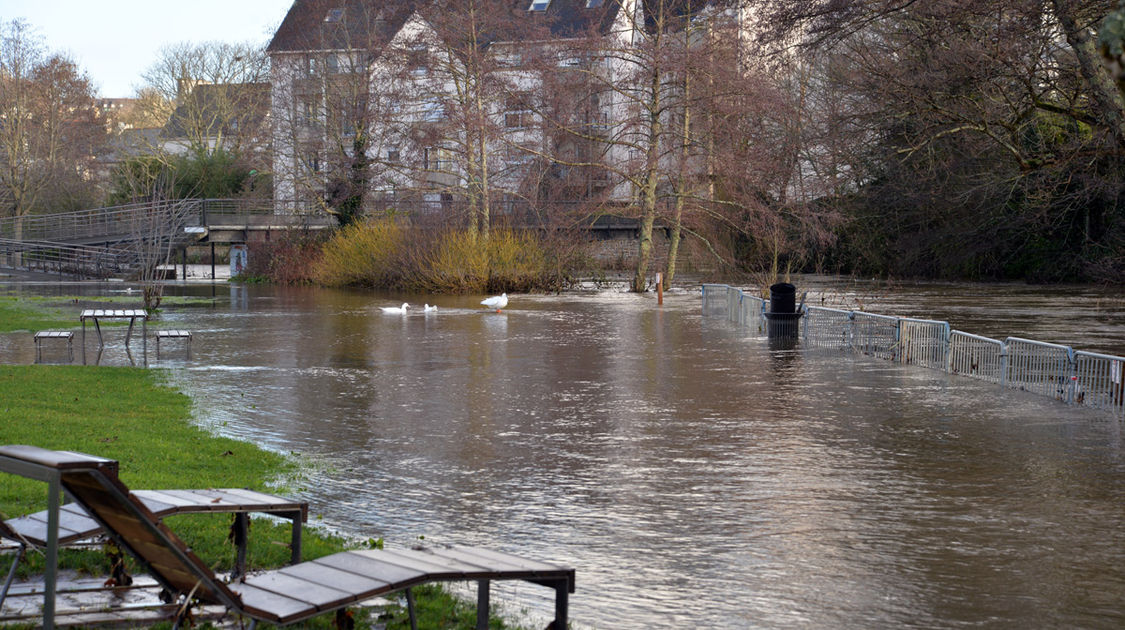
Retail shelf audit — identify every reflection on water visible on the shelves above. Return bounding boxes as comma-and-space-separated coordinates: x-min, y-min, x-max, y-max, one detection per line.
2, 279, 1125, 628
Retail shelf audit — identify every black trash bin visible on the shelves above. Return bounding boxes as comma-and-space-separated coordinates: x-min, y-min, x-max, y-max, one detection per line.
769, 283, 796, 314
765, 282, 802, 342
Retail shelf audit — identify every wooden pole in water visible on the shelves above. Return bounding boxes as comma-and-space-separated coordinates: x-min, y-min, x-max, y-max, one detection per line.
656, 272, 664, 305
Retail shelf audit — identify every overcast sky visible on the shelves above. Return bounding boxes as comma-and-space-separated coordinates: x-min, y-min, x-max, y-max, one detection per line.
2, 0, 294, 98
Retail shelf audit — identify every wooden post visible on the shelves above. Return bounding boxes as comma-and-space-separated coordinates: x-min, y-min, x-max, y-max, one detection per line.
656, 272, 664, 305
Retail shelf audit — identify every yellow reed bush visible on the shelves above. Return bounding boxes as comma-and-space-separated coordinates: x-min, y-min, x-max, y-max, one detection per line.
313, 219, 407, 287
411, 229, 547, 293
483, 229, 548, 291
412, 229, 490, 292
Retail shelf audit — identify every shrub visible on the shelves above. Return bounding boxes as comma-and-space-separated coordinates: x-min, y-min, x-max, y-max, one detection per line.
313, 218, 408, 288
244, 230, 326, 285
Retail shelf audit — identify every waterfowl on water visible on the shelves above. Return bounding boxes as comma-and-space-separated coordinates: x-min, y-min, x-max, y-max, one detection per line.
381, 303, 410, 313
481, 293, 508, 313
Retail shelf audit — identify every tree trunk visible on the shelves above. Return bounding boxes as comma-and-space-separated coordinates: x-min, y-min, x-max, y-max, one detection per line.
631, 63, 664, 293
1052, 0, 1125, 149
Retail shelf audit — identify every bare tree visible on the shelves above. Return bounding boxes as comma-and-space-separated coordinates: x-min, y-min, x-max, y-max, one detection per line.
748, 0, 1125, 281
138, 41, 271, 160
0, 19, 106, 263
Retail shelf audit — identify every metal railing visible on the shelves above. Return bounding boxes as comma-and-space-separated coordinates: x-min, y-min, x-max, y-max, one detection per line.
0, 238, 135, 279
701, 283, 1125, 418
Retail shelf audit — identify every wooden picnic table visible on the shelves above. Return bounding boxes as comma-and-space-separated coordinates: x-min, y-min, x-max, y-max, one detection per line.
80, 309, 147, 364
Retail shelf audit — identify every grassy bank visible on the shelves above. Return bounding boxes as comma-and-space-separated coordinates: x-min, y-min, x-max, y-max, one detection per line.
0, 297, 75, 334
0, 365, 528, 629
0, 295, 216, 334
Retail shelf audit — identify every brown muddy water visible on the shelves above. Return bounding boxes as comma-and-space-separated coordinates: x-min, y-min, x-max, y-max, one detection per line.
1, 277, 1124, 629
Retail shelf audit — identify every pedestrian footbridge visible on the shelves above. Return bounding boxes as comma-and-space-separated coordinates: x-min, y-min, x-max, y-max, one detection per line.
0, 200, 334, 279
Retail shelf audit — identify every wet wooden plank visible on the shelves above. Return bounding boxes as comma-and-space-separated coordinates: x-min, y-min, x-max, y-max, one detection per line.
6, 504, 98, 544
277, 561, 391, 595
312, 551, 426, 587
445, 545, 573, 575
240, 571, 350, 610
133, 490, 201, 509
233, 583, 312, 624
0, 445, 115, 470
369, 547, 483, 578
207, 487, 306, 512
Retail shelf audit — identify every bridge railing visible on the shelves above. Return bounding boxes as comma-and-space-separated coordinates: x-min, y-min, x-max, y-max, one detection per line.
0, 238, 135, 279
0, 200, 206, 243
701, 284, 1125, 418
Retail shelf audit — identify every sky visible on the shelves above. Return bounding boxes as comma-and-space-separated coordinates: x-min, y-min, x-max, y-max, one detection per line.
1, 0, 295, 98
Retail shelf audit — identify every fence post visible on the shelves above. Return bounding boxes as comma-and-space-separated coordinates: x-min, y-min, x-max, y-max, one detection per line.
999, 341, 1009, 389
1066, 347, 1078, 404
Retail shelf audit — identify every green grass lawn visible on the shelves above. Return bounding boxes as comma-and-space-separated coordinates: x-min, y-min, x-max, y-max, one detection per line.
0, 365, 532, 629
0, 294, 218, 333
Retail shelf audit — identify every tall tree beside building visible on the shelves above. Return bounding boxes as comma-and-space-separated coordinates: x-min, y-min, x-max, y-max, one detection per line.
0, 19, 106, 240
400, 0, 550, 241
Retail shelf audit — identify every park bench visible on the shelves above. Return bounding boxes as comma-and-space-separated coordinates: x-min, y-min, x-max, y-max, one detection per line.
33, 331, 73, 362
155, 329, 192, 358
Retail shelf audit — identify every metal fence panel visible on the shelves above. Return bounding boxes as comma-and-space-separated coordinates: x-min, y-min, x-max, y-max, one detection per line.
1073, 351, 1125, 417
899, 318, 950, 370
1005, 337, 1074, 402
726, 288, 741, 324
804, 306, 852, 350
700, 284, 1125, 418
851, 312, 899, 360
701, 284, 729, 318
740, 294, 766, 335
949, 331, 1006, 384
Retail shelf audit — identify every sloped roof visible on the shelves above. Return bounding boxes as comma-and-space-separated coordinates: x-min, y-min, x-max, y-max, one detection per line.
268, 0, 419, 53
267, 0, 625, 54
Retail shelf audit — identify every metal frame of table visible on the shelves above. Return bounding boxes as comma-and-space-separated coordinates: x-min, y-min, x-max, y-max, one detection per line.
80, 309, 147, 365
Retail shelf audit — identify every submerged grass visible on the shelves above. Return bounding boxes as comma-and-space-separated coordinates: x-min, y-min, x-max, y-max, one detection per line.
0, 365, 531, 629
0, 297, 75, 333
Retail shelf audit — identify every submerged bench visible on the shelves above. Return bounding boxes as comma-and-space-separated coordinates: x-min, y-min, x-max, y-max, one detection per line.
155, 329, 192, 358
33, 331, 73, 362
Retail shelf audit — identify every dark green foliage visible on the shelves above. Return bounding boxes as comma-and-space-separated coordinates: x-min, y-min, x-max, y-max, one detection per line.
107, 150, 263, 204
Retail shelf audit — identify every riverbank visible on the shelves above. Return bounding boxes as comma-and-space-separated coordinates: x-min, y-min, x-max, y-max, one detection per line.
0, 365, 529, 629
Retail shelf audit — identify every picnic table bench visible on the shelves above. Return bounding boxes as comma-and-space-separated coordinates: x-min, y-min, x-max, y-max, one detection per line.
80, 309, 147, 364
33, 331, 74, 362
155, 329, 192, 358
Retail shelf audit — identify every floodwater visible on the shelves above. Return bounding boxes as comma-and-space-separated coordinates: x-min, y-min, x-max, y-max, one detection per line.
2, 277, 1124, 629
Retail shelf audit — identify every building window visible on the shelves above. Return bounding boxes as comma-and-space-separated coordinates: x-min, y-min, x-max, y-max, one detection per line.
586, 0, 603, 6
300, 98, 318, 126
529, 0, 550, 11
305, 156, 321, 172
386, 146, 400, 163
325, 8, 344, 22
408, 44, 428, 76
423, 146, 454, 171
504, 93, 533, 129
421, 98, 445, 122
325, 54, 339, 74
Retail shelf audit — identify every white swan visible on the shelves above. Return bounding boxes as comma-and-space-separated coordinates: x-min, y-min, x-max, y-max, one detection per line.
423, 304, 438, 312
381, 302, 410, 314
481, 292, 508, 312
